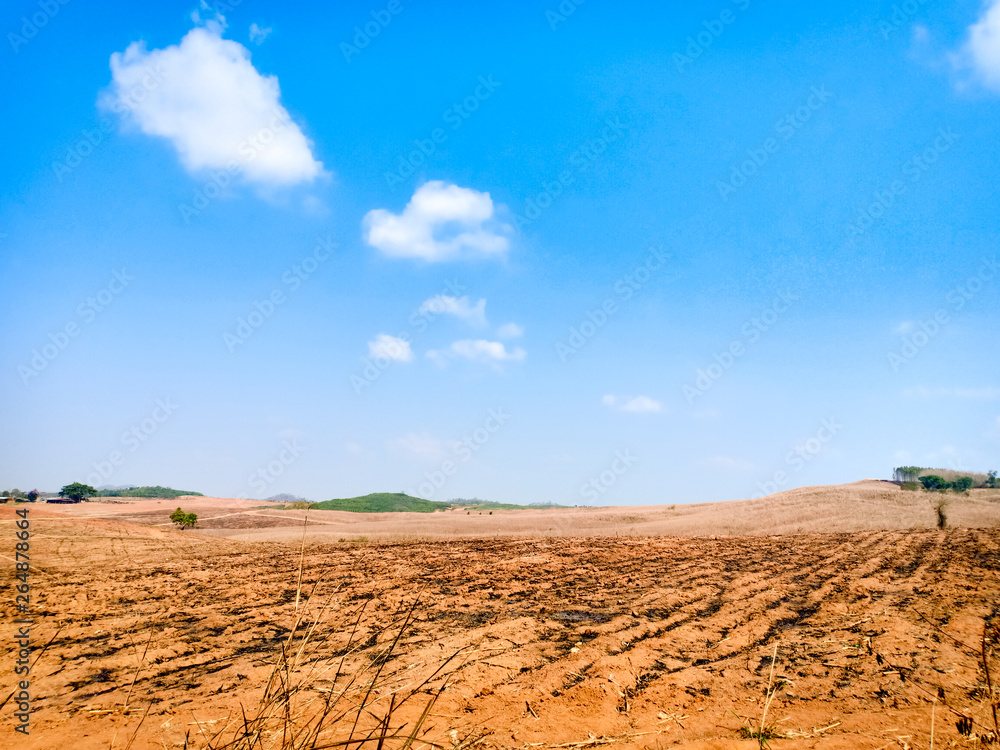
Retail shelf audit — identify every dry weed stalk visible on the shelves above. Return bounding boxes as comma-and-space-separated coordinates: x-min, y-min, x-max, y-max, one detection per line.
738, 642, 782, 748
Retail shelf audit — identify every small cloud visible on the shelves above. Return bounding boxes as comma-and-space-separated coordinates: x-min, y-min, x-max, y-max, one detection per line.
249, 22, 273, 44
102, 19, 324, 188
363, 181, 511, 262
955, 0, 1000, 91
497, 322, 524, 339
427, 339, 526, 367
702, 455, 754, 472
893, 321, 915, 335
368, 334, 413, 363
450, 339, 526, 363
603, 394, 663, 414
389, 433, 446, 461
417, 295, 487, 327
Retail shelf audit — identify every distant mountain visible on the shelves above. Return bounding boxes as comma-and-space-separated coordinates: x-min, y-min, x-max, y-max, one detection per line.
263, 493, 311, 504
311, 493, 451, 513
448, 497, 567, 510
310, 492, 569, 513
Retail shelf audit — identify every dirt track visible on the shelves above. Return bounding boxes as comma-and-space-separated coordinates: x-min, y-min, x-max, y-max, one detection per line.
1, 513, 999, 749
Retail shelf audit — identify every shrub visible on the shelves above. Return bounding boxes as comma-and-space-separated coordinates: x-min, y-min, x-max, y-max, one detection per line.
952, 477, 974, 493
987, 470, 998, 489
170, 508, 197, 529
900, 481, 921, 491
920, 475, 950, 491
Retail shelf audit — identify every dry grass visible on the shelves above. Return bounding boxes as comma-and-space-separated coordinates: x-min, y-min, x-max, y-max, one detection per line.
735, 643, 783, 748
30, 481, 1000, 544
193, 481, 1000, 543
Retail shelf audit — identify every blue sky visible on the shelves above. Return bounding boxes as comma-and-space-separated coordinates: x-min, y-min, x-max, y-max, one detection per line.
1, 0, 998, 505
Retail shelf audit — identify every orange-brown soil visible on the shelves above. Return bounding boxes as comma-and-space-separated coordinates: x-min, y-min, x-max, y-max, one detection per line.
1, 507, 998, 749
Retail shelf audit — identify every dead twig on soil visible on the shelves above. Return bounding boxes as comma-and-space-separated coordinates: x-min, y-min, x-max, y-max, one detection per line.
525, 731, 657, 748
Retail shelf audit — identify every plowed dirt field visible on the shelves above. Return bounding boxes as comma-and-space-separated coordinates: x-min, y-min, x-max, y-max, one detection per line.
1, 513, 998, 749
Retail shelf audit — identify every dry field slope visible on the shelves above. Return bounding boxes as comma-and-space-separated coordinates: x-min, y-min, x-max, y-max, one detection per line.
0, 483, 998, 750
43, 480, 1000, 541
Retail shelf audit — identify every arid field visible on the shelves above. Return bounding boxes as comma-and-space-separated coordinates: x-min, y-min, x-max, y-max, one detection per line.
1, 481, 999, 749
29, 480, 1000, 541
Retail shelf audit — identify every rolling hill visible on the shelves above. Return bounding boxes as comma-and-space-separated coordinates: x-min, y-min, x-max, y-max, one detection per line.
310, 492, 452, 513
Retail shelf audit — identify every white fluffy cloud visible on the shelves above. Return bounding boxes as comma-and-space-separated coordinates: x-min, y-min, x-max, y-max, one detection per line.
103, 20, 323, 186
418, 295, 488, 327
363, 181, 510, 261
368, 334, 413, 362
959, 0, 1000, 90
427, 339, 526, 366
602, 394, 663, 414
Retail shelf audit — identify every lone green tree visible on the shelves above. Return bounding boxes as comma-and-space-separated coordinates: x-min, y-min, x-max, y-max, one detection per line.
59, 482, 96, 503
170, 508, 197, 529
987, 470, 998, 489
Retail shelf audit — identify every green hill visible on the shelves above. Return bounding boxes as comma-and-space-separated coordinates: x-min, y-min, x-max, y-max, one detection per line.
308, 493, 571, 513
97, 486, 204, 499
310, 493, 452, 513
